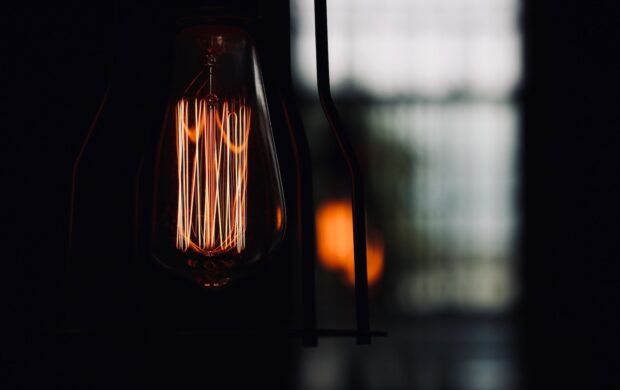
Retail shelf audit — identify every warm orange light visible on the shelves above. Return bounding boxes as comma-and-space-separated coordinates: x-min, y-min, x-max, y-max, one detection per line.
151, 27, 287, 287
315, 200, 384, 286
276, 206, 283, 231
176, 97, 250, 255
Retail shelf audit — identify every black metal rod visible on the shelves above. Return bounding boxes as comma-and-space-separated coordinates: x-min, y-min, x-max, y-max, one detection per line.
275, 0, 317, 347
57, 327, 386, 339
314, 0, 371, 344
281, 96, 318, 347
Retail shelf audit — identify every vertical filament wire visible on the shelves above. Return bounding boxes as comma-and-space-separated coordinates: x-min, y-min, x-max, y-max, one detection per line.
176, 97, 251, 255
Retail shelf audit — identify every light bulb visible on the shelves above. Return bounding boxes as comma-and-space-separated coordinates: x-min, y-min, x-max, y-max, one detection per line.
152, 26, 286, 288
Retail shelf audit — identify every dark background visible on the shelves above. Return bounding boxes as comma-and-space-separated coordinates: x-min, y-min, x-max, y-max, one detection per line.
2, 0, 620, 388
523, 0, 620, 387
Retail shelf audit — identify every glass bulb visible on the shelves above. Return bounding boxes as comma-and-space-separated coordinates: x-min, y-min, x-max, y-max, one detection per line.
152, 26, 286, 288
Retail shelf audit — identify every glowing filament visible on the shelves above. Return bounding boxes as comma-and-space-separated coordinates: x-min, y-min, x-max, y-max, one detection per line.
176, 98, 251, 255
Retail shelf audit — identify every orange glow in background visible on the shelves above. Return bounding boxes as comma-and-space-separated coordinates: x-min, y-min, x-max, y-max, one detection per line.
315, 200, 384, 286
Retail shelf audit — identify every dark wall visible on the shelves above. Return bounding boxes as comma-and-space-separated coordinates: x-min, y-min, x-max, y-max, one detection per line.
2, 1, 116, 336
523, 0, 620, 387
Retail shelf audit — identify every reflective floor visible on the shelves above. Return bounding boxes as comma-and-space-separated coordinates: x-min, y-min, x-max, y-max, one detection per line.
297, 318, 518, 390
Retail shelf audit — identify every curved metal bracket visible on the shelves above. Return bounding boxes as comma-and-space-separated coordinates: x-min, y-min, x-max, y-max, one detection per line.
314, 0, 371, 344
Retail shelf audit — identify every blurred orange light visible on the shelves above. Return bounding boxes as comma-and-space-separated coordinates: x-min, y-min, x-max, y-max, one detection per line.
315, 200, 384, 286
276, 206, 283, 231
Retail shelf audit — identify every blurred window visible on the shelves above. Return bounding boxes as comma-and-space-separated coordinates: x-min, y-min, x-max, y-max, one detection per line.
293, 0, 521, 312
